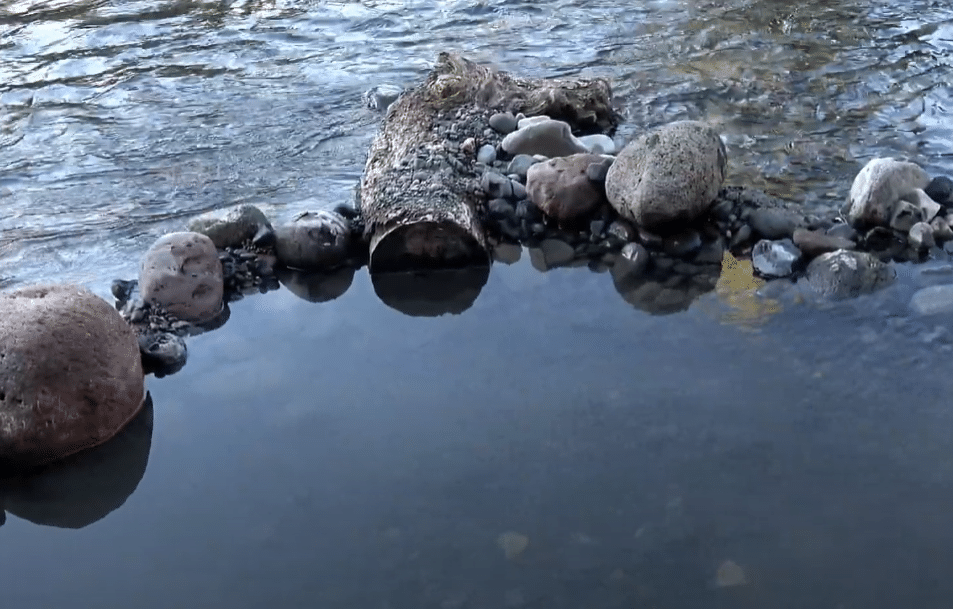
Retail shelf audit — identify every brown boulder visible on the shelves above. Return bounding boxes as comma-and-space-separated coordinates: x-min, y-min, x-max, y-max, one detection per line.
139, 232, 224, 322
0, 284, 146, 471
525, 153, 606, 224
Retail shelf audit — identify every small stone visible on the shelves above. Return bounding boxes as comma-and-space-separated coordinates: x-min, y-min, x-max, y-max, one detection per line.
748, 207, 802, 239
506, 154, 539, 180
663, 230, 702, 257
477, 144, 496, 165
489, 112, 519, 135
577, 134, 616, 154
903, 188, 941, 222
611, 242, 650, 283
492, 242, 522, 265
589, 219, 606, 238
637, 227, 664, 250
606, 219, 636, 244
890, 200, 923, 232
793, 228, 856, 258
729, 224, 753, 248
481, 171, 513, 199
525, 154, 605, 224
925, 176, 953, 205
909, 221, 935, 250
488, 198, 514, 220
806, 250, 895, 299
752, 238, 802, 278
845, 157, 930, 227
825, 223, 858, 241
501, 118, 588, 157
510, 180, 527, 201
585, 157, 614, 182
693, 237, 726, 265
931, 216, 953, 241
515, 200, 544, 223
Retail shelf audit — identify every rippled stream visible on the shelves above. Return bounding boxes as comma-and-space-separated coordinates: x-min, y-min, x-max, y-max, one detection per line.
2, 2, 953, 608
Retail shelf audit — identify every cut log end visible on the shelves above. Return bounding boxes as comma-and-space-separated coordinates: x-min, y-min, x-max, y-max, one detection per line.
369, 221, 490, 273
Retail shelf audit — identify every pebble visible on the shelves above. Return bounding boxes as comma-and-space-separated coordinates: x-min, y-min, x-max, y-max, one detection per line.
577, 134, 616, 154
477, 144, 496, 165
925, 176, 953, 205
489, 112, 519, 134
747, 207, 802, 239
510, 180, 527, 201
585, 157, 614, 183
506, 154, 539, 179
481, 171, 513, 199
752, 238, 802, 278
825, 223, 858, 241
792, 228, 856, 258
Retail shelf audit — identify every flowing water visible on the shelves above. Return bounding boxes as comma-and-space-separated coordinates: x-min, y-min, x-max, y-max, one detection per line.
2, 1, 953, 607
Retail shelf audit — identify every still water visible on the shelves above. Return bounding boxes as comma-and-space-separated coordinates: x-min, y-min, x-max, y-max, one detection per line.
2, 1, 953, 607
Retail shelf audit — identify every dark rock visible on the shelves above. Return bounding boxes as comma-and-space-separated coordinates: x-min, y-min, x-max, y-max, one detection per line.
863, 226, 896, 251
111, 279, 138, 305
792, 228, 856, 258
607, 219, 637, 244
663, 230, 702, 258
138, 331, 188, 378
925, 176, 953, 205
694, 237, 726, 265
481, 171, 513, 199
729, 224, 753, 248
585, 157, 614, 183
516, 200, 544, 224
931, 216, 953, 241
637, 227, 664, 250
890, 200, 922, 232
611, 242, 651, 283
752, 239, 802, 278
489, 112, 519, 135
488, 198, 515, 220
589, 220, 606, 239
747, 207, 802, 240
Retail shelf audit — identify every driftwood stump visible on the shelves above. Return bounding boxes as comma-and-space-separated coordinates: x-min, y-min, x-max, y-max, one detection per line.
360, 52, 618, 272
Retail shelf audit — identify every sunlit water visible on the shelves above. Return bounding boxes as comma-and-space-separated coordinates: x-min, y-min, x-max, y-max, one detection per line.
2, 1, 953, 607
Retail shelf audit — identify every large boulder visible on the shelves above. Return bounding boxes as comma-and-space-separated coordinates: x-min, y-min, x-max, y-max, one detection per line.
845, 158, 930, 227
139, 232, 224, 322
0, 284, 146, 471
275, 210, 351, 271
605, 120, 727, 229
525, 153, 606, 224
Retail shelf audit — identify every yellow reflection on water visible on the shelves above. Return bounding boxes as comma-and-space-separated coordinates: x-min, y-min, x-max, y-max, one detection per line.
697, 249, 783, 330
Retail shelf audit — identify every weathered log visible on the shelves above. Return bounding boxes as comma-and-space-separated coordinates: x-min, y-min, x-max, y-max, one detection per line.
360, 52, 619, 272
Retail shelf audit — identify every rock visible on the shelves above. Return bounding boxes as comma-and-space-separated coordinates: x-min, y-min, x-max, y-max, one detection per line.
863, 226, 897, 251
792, 228, 856, 258
507, 154, 540, 179
889, 200, 923, 232
501, 118, 589, 158
663, 230, 702, 258
362, 83, 403, 111
525, 154, 606, 224
187, 204, 275, 250
139, 232, 224, 323
747, 207, 803, 240
487, 198, 515, 220
276, 266, 355, 303
516, 115, 551, 129
606, 219, 636, 244
492, 242, 522, 264
510, 180, 527, 201
910, 284, 953, 316
481, 171, 513, 199
138, 331, 187, 378
805, 250, 895, 299
586, 157, 614, 182
275, 210, 351, 270
476, 144, 496, 165
528, 239, 576, 271
489, 112, 519, 135
931, 216, 953, 241
515, 199, 544, 224
752, 239, 802, 278
909, 221, 935, 250
904, 188, 941, 222
925, 176, 953, 205
605, 120, 727, 229
845, 157, 930, 227
577, 134, 616, 154
0, 284, 145, 470
611, 242, 650, 283
825, 223, 859, 241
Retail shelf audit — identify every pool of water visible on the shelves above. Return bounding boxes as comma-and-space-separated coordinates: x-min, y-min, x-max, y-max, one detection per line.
2, 1, 953, 607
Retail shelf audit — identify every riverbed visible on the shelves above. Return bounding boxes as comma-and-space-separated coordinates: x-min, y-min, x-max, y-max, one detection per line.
2, 1, 953, 607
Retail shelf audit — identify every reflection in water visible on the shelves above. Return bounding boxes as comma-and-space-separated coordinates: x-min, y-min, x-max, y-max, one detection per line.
0, 394, 153, 529
371, 265, 490, 316
276, 266, 355, 303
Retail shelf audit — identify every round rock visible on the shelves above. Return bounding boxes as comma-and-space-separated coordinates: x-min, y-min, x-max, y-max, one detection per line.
139, 232, 225, 323
605, 121, 727, 229
275, 210, 351, 271
845, 157, 930, 227
187, 204, 274, 250
526, 154, 606, 224
805, 250, 895, 299
0, 284, 146, 471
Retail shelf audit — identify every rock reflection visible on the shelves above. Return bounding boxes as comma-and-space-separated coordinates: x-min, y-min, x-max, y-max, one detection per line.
371, 265, 490, 317
277, 266, 356, 303
0, 394, 153, 529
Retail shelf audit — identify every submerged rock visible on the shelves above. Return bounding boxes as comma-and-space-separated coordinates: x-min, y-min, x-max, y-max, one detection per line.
805, 250, 895, 299
925, 176, 953, 206
752, 239, 801, 278
910, 284, 953, 316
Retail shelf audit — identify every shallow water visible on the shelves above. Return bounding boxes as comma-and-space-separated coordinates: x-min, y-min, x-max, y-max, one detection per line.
2, 1, 953, 607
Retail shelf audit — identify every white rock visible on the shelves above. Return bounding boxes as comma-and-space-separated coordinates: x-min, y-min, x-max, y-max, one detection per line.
910, 284, 953, 316
577, 134, 616, 155
501, 118, 589, 158
845, 158, 930, 227
909, 221, 936, 250
516, 115, 551, 129
903, 188, 942, 223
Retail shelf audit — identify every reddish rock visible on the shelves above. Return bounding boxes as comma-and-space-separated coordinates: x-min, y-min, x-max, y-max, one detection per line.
792, 228, 856, 258
139, 232, 224, 323
0, 284, 145, 471
526, 153, 606, 224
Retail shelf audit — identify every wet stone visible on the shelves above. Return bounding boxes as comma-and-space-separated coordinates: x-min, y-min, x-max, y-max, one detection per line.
506, 154, 539, 179
793, 228, 856, 258
606, 219, 636, 244
516, 200, 544, 223
890, 200, 922, 233
910, 284, 953, 316
826, 223, 859, 241
752, 238, 802, 278
476, 144, 496, 165
747, 207, 802, 240
925, 176, 953, 206
586, 157, 614, 182
489, 112, 519, 135
909, 221, 936, 250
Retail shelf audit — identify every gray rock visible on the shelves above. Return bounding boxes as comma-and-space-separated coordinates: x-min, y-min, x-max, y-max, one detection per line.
605, 121, 727, 229
925, 176, 953, 205
528, 239, 575, 271
748, 207, 803, 240
889, 200, 923, 232
510, 180, 527, 201
606, 219, 636, 244
585, 157, 614, 182
488, 112, 518, 135
187, 204, 274, 250
910, 284, 953, 316
476, 144, 497, 165
752, 239, 802, 278
792, 228, 856, 258
909, 221, 936, 250
516, 115, 551, 129
138, 331, 188, 377
729, 224, 753, 248
501, 118, 589, 158
577, 134, 616, 155
140, 232, 224, 323
525, 154, 605, 224
845, 157, 930, 227
481, 171, 513, 199
903, 188, 941, 223
362, 83, 403, 111
487, 198, 514, 219
275, 210, 351, 270
805, 250, 895, 299
492, 242, 522, 264
506, 154, 539, 179
826, 223, 859, 241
